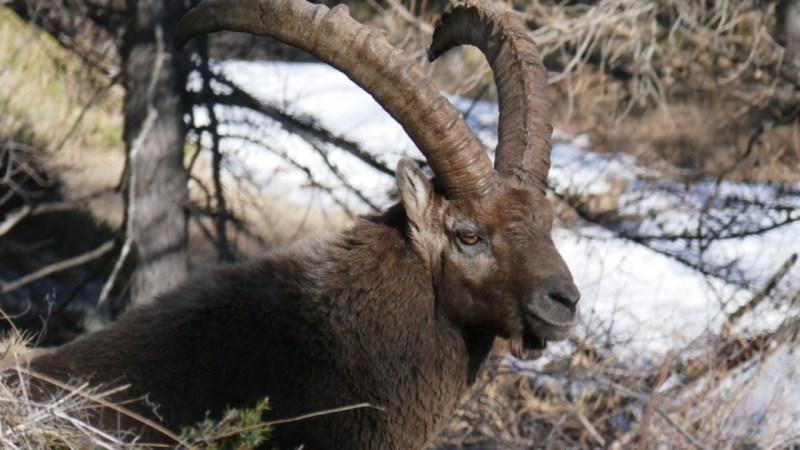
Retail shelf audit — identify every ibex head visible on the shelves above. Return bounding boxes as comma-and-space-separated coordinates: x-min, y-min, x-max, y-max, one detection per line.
174, 0, 579, 357
398, 159, 578, 357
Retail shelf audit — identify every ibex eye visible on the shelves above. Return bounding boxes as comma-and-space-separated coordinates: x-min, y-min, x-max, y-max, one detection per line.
458, 231, 480, 245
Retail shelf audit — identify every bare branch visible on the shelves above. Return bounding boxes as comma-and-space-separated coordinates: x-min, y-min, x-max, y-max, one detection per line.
591, 376, 712, 450
52, 74, 120, 154
0, 190, 117, 238
203, 72, 395, 177
1, 240, 115, 294
0, 204, 32, 237
384, 0, 433, 34
723, 253, 798, 334
637, 350, 676, 450
97, 238, 132, 307
196, 36, 234, 263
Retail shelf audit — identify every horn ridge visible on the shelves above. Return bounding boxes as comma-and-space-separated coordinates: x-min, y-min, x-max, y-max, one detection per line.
174, 0, 496, 198
429, 0, 553, 192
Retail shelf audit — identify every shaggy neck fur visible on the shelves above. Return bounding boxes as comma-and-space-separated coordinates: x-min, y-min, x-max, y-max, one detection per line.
28, 206, 494, 450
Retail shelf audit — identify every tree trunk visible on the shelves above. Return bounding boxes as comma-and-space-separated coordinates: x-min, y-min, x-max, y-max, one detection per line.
121, 0, 190, 305
779, 0, 800, 64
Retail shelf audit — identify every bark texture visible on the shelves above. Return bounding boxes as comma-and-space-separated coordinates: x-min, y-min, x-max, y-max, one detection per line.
122, 0, 190, 305
779, 0, 800, 63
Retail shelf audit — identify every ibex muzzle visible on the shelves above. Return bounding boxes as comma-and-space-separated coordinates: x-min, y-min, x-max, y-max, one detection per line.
528, 276, 581, 336
19, 1, 581, 448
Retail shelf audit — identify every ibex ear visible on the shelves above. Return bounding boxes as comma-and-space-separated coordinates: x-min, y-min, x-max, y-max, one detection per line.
397, 158, 434, 227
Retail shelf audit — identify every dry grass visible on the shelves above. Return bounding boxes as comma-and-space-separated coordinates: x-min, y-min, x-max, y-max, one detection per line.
0, 361, 273, 449
525, 0, 799, 180
586, 101, 800, 183
0, 366, 149, 449
528, 2, 779, 103
433, 336, 800, 449
0, 325, 272, 449
0, 324, 149, 449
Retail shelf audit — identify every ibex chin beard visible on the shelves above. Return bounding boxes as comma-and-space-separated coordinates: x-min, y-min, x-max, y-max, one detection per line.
508, 309, 578, 360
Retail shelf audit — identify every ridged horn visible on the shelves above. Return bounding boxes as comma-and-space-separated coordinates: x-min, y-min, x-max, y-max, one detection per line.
174, 0, 496, 198
428, 0, 553, 192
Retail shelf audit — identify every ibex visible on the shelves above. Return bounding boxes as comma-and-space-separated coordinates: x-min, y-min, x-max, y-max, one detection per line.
23, 0, 581, 448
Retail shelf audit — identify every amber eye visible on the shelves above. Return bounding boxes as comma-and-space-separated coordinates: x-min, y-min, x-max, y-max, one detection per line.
457, 231, 480, 245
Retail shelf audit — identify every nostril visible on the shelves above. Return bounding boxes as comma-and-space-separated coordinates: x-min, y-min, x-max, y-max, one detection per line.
548, 290, 580, 311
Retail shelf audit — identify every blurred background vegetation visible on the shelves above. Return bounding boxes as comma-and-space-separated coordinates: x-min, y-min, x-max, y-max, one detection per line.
0, 0, 798, 448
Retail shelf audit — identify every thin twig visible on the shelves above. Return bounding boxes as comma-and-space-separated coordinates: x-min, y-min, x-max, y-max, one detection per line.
0, 190, 118, 238
97, 238, 132, 307
194, 402, 382, 443
266, 402, 385, 426
18, 368, 193, 449
196, 34, 235, 263
384, 0, 433, 34
595, 376, 711, 450
765, 433, 800, 450
723, 253, 798, 334
637, 350, 676, 450
575, 409, 606, 446
0, 205, 32, 237
195, 70, 394, 177
52, 75, 120, 154
1, 240, 115, 294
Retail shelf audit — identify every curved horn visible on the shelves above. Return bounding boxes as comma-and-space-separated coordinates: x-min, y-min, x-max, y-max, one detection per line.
428, 0, 553, 192
174, 0, 496, 198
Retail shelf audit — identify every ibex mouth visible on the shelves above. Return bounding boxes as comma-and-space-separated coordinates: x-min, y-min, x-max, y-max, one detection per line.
523, 299, 578, 342
509, 303, 576, 360
521, 277, 580, 342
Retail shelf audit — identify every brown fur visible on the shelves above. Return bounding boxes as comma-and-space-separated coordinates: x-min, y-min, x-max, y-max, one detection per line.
23, 0, 581, 446
25, 162, 579, 450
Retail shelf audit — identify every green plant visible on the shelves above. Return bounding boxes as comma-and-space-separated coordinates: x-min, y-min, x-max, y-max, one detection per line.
181, 399, 272, 450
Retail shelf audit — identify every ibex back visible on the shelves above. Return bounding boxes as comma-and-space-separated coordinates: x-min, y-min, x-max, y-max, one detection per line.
24, 0, 581, 448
